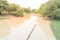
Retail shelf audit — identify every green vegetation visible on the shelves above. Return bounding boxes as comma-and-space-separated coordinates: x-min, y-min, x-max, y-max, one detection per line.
38, 0, 60, 19
0, 0, 32, 18
51, 20, 60, 40
24, 7, 32, 13
32, 9, 39, 13
8, 4, 24, 17
0, 0, 9, 15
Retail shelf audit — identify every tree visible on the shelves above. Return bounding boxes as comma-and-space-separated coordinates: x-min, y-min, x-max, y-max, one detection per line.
24, 7, 32, 13
32, 9, 38, 13
8, 3, 24, 17
38, 3, 47, 16
0, 0, 9, 15
38, 0, 60, 19
52, 8, 60, 19
8, 4, 20, 12
39, 0, 57, 18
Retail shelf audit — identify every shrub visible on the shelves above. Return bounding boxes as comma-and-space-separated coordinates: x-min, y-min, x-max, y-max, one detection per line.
52, 9, 60, 19
15, 10, 24, 17
24, 7, 32, 13
9, 9, 24, 17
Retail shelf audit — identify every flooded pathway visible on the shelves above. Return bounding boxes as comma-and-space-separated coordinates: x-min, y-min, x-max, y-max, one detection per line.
0, 15, 56, 40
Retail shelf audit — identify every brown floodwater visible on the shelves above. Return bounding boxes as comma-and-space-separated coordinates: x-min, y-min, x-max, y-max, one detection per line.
0, 22, 11, 38
0, 15, 56, 40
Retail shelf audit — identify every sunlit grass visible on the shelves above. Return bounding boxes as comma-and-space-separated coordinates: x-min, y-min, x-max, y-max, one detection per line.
51, 20, 60, 40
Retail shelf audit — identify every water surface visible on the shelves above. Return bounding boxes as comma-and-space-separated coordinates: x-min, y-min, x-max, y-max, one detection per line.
0, 15, 56, 40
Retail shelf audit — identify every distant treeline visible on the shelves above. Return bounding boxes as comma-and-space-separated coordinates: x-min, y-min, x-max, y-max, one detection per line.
0, 0, 38, 17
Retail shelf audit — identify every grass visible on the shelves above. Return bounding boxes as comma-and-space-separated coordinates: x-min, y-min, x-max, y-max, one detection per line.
51, 20, 60, 40
0, 16, 7, 20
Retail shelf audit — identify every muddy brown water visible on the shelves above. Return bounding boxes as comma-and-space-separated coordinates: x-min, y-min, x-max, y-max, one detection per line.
0, 15, 56, 40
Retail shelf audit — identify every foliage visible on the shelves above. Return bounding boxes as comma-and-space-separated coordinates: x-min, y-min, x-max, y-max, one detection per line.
8, 4, 24, 17
0, 0, 9, 15
38, 3, 47, 16
8, 4, 20, 12
24, 7, 32, 13
52, 9, 60, 19
0, 0, 25, 17
9, 9, 24, 17
53, 0, 60, 8
38, 0, 60, 20
32, 9, 38, 13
